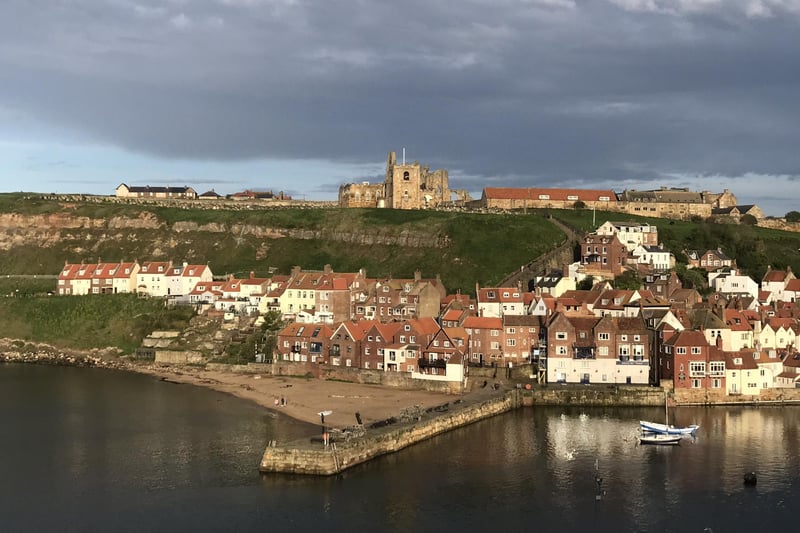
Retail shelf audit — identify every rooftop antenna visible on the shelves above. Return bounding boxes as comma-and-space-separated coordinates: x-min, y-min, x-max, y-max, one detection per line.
402, 147, 406, 165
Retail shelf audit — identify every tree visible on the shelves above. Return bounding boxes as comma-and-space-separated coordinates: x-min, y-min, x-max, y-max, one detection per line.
786, 211, 800, 222
612, 270, 642, 290
576, 277, 594, 290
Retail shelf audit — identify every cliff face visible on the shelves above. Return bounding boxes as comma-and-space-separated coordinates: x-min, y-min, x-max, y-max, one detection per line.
0, 213, 448, 251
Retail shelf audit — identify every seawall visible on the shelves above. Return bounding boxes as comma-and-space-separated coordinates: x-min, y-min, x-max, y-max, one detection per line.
259, 390, 523, 476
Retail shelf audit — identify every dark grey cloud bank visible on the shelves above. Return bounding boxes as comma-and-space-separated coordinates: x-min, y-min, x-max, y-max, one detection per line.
2, 0, 800, 211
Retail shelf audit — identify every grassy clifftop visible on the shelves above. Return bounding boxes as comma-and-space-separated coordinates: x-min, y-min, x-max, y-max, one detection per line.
0, 194, 565, 294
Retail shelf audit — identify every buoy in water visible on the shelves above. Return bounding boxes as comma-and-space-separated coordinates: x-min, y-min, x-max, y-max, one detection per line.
743, 472, 757, 486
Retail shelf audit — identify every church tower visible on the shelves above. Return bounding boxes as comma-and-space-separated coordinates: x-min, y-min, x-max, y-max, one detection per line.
385, 149, 423, 209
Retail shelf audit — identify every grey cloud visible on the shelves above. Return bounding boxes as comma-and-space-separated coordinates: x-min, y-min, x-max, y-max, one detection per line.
1, 1, 800, 213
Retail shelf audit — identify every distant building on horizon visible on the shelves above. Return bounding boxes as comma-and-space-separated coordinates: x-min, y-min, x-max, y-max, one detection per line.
338, 150, 451, 210
115, 183, 197, 200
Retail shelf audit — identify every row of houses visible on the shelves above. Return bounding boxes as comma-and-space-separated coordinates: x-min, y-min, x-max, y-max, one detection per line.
273, 263, 800, 391
477, 186, 764, 222
114, 184, 291, 201
57, 261, 212, 296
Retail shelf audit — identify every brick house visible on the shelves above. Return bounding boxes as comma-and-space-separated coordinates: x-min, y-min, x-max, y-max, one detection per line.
276, 322, 333, 363
362, 322, 403, 370
662, 330, 726, 393
580, 233, 628, 278
329, 321, 371, 368
462, 316, 503, 365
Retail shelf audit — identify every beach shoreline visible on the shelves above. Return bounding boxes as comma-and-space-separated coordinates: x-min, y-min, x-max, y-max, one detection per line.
0, 348, 469, 429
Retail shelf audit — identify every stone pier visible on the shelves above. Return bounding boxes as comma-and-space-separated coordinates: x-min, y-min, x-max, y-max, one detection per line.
259, 391, 522, 476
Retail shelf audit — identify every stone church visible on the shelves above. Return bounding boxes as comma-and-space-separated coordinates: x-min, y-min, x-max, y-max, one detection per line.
338, 151, 451, 209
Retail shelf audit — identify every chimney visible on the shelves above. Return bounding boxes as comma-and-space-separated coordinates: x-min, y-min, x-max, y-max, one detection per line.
414, 269, 422, 282
324, 264, 333, 274
359, 267, 366, 278
291, 265, 301, 277
250, 271, 255, 279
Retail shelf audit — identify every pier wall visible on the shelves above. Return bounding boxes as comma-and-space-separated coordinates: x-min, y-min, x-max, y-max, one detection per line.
259, 390, 522, 475
524, 386, 666, 407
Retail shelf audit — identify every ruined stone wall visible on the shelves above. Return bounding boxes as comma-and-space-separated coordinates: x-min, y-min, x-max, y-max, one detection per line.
337, 183, 383, 208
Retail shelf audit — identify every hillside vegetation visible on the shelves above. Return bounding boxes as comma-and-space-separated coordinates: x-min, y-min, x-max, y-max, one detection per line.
548, 208, 800, 280
0, 294, 194, 352
0, 194, 565, 294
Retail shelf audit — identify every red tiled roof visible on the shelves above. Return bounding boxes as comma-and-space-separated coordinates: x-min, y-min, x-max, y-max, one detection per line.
763, 270, 788, 283
462, 316, 502, 329
483, 187, 617, 202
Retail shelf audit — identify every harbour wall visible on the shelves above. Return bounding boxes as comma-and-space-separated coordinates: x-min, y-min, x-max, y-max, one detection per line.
259, 390, 523, 476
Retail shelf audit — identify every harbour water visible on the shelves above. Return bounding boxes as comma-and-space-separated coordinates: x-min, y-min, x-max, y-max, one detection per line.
2, 363, 799, 532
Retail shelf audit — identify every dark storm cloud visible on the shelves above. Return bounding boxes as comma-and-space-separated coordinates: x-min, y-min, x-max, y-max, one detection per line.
2, 0, 800, 201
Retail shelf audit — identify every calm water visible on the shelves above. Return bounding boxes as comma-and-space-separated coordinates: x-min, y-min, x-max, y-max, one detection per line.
2, 364, 799, 533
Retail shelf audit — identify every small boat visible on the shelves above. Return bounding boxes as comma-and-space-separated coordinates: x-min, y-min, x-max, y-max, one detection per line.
639, 433, 682, 446
640, 392, 699, 436
639, 420, 700, 435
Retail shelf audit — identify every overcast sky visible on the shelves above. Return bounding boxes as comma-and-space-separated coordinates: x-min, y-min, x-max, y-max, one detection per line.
2, 0, 799, 215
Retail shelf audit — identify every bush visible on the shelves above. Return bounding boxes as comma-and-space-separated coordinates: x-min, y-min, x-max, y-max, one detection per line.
786, 211, 800, 222
740, 214, 758, 226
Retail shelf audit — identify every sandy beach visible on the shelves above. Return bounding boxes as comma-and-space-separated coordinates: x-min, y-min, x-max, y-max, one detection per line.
132, 364, 468, 428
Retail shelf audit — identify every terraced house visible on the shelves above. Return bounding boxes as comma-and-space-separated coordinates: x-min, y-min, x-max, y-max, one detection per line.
546, 313, 651, 385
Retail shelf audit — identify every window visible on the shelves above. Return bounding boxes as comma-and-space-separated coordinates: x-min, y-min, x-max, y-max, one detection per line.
507, 327, 516, 334
691, 347, 701, 355
538, 194, 550, 200
620, 335, 627, 341
507, 339, 516, 347
598, 346, 608, 356
567, 195, 578, 201
689, 361, 706, 377
557, 346, 567, 355
556, 332, 567, 340
676, 347, 687, 354
709, 361, 725, 375
598, 333, 610, 341
692, 378, 702, 388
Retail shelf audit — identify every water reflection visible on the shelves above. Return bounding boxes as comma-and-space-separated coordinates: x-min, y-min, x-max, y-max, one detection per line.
3, 364, 800, 533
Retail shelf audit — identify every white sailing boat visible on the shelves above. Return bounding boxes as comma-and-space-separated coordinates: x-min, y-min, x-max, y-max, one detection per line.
640, 392, 699, 437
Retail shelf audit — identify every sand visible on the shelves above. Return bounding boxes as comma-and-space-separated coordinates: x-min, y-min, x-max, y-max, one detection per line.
132, 364, 465, 429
